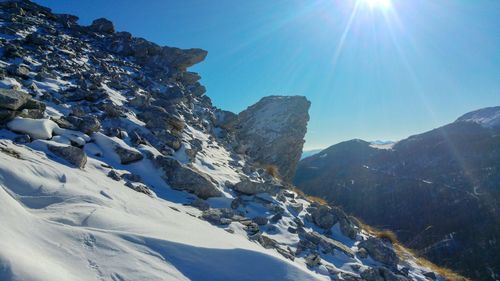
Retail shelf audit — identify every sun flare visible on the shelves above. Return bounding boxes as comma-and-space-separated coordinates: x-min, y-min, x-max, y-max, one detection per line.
362, 0, 392, 10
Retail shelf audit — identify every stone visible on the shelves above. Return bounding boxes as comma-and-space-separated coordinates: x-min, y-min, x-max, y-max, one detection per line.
125, 181, 153, 197
121, 173, 142, 182
235, 96, 310, 182
0, 89, 30, 110
360, 267, 409, 281
358, 238, 399, 268
160, 46, 208, 70
233, 179, 282, 195
258, 235, 277, 249
115, 146, 144, 164
155, 156, 222, 199
107, 170, 121, 181
252, 216, 268, 226
191, 198, 210, 211
0, 109, 16, 124
303, 231, 354, 258
201, 208, 234, 225
423, 272, 437, 280
89, 18, 114, 33
311, 205, 338, 229
7, 64, 30, 79
305, 253, 321, 267
48, 145, 87, 168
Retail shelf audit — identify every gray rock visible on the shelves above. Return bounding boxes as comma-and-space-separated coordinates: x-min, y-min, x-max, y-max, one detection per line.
7, 64, 30, 79
0, 109, 16, 124
201, 208, 234, 225
125, 181, 153, 197
155, 156, 222, 199
304, 253, 321, 267
48, 145, 87, 168
191, 198, 210, 211
89, 18, 114, 33
107, 170, 121, 181
303, 231, 354, 258
233, 179, 282, 195
358, 238, 399, 268
258, 235, 278, 249
360, 267, 409, 281
252, 216, 269, 226
311, 205, 338, 229
0, 89, 30, 110
235, 96, 310, 182
114, 146, 143, 165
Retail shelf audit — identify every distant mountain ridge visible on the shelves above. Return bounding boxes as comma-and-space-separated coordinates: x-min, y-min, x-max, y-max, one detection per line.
294, 106, 500, 281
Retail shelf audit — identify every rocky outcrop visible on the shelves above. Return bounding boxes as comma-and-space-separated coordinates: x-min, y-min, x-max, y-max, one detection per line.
235, 96, 310, 182
358, 238, 399, 268
233, 178, 282, 195
0, 89, 31, 111
48, 145, 87, 168
154, 156, 222, 199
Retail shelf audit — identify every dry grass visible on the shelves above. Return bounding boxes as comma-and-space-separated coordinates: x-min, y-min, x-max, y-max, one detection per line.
356, 220, 469, 281
264, 164, 281, 179
289, 186, 328, 205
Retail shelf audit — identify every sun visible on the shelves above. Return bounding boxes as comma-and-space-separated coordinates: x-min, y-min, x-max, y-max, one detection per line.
362, 0, 392, 10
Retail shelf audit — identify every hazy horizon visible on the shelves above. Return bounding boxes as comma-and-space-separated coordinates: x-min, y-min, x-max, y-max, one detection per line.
34, 0, 500, 149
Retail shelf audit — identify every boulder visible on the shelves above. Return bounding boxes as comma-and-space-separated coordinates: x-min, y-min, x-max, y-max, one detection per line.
89, 18, 114, 33
48, 145, 87, 168
233, 179, 282, 195
304, 253, 321, 267
235, 96, 310, 182
155, 156, 222, 199
115, 146, 143, 164
358, 238, 399, 268
125, 181, 153, 197
0, 89, 30, 110
160, 46, 208, 70
303, 231, 354, 258
310, 205, 338, 229
360, 267, 409, 281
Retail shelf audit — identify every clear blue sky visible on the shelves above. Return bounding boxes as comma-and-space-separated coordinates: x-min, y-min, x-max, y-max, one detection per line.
34, 0, 500, 149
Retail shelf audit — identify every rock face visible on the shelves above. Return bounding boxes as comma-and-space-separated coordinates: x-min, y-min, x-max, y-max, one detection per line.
48, 145, 87, 168
0, 89, 30, 110
358, 238, 399, 268
235, 96, 310, 182
154, 156, 222, 199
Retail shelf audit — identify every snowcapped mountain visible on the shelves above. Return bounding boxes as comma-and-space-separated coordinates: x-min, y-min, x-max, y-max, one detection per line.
0, 1, 449, 280
455, 106, 500, 128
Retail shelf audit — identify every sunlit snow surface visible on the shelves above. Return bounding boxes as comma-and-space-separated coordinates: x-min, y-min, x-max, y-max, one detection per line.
0, 134, 329, 281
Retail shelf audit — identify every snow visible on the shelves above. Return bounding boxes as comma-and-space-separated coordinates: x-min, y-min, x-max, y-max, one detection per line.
0, 137, 328, 281
456, 106, 500, 128
7, 117, 90, 145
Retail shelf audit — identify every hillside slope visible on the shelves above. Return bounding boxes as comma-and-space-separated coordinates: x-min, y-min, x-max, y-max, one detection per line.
295, 110, 500, 281
0, 1, 451, 280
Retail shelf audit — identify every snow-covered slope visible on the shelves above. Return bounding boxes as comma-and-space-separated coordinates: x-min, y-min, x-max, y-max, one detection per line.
0, 1, 447, 280
456, 106, 500, 128
0, 135, 326, 281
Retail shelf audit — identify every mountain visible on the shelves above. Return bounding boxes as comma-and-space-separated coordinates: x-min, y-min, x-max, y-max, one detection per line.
294, 107, 500, 281
0, 1, 451, 280
301, 149, 323, 160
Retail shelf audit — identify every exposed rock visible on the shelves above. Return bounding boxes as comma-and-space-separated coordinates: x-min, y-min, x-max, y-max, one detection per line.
233, 179, 282, 195
115, 146, 143, 164
358, 238, 399, 268
48, 145, 87, 168
191, 198, 210, 211
236, 96, 310, 182
201, 208, 234, 225
155, 156, 222, 199
125, 181, 153, 197
304, 253, 321, 267
310, 205, 338, 230
360, 267, 409, 281
89, 18, 114, 33
0, 89, 30, 110
160, 46, 208, 70
302, 231, 354, 258
107, 170, 121, 181
252, 216, 268, 226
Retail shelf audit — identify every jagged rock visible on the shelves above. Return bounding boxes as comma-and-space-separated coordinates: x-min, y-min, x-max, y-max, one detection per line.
302, 231, 354, 258
107, 170, 121, 181
125, 181, 153, 197
121, 173, 142, 183
233, 179, 282, 195
235, 96, 310, 182
258, 235, 278, 249
48, 145, 87, 168
160, 46, 208, 70
252, 216, 268, 226
360, 267, 409, 281
0, 89, 30, 110
214, 109, 238, 130
89, 18, 114, 33
201, 208, 234, 225
155, 156, 222, 199
191, 198, 210, 211
6, 64, 30, 79
304, 253, 321, 267
289, 202, 304, 213
358, 238, 399, 268
115, 146, 143, 164
0, 109, 16, 124
310, 205, 338, 229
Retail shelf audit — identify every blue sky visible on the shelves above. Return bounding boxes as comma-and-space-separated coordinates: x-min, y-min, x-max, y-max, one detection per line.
35, 0, 500, 149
